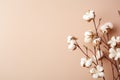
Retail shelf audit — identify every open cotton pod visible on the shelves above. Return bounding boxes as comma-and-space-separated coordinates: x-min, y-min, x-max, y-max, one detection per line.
90, 65, 104, 79
68, 43, 76, 50
67, 36, 77, 43
93, 38, 101, 46
80, 57, 93, 68
83, 10, 95, 22
67, 36, 77, 50
100, 22, 113, 33
109, 48, 120, 60
84, 30, 95, 43
108, 36, 120, 48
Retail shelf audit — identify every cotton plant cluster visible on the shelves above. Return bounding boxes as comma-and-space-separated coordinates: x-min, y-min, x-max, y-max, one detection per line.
67, 10, 120, 80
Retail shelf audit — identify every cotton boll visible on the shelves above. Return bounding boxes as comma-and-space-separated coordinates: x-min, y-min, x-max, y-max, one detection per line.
110, 36, 116, 42
89, 10, 95, 18
83, 15, 90, 21
70, 40, 76, 44
81, 57, 87, 61
96, 65, 104, 72
109, 48, 116, 59
84, 30, 94, 37
80, 60, 85, 67
80, 57, 86, 67
90, 68, 96, 74
116, 48, 120, 53
108, 36, 120, 48
105, 22, 113, 29
108, 36, 116, 48
83, 10, 95, 22
67, 36, 77, 43
110, 43, 116, 48
68, 44, 76, 50
100, 22, 113, 33
92, 74, 99, 79
80, 57, 92, 67
98, 72, 104, 77
100, 26, 108, 33
115, 51, 120, 60
67, 36, 73, 43
109, 48, 116, 55
67, 36, 77, 50
85, 59, 92, 67
90, 65, 104, 79
93, 38, 101, 46
109, 53, 116, 59
116, 36, 120, 42
116, 48, 120, 60
116, 52, 120, 58
84, 30, 94, 43
110, 42, 116, 48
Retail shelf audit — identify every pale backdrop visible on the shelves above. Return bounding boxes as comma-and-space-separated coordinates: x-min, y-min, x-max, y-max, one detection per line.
0, 0, 120, 80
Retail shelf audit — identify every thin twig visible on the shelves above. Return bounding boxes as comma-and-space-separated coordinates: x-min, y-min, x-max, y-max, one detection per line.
104, 56, 118, 71
97, 18, 102, 29
111, 63, 115, 80
76, 44, 89, 58
93, 19, 98, 36
94, 46, 98, 65
76, 42, 97, 65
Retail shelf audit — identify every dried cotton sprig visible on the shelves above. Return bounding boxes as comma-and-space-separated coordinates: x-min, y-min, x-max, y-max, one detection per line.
84, 30, 95, 43
67, 10, 120, 80
67, 36, 77, 50
90, 65, 104, 79
80, 57, 93, 68
100, 22, 113, 33
83, 10, 95, 22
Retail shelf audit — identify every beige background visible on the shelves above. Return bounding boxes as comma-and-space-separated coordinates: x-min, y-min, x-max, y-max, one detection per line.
0, 0, 120, 80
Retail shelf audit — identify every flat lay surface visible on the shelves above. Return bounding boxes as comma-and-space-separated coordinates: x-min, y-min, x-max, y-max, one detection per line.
0, 0, 120, 80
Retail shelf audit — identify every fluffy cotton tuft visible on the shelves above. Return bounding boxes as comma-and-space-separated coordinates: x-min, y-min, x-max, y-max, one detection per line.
90, 65, 104, 79
68, 43, 76, 50
108, 36, 120, 48
80, 57, 86, 67
84, 30, 94, 36
67, 36, 77, 50
67, 36, 73, 43
100, 22, 113, 33
84, 30, 94, 43
83, 10, 95, 22
85, 59, 93, 67
109, 48, 120, 60
93, 38, 101, 46
80, 57, 93, 67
